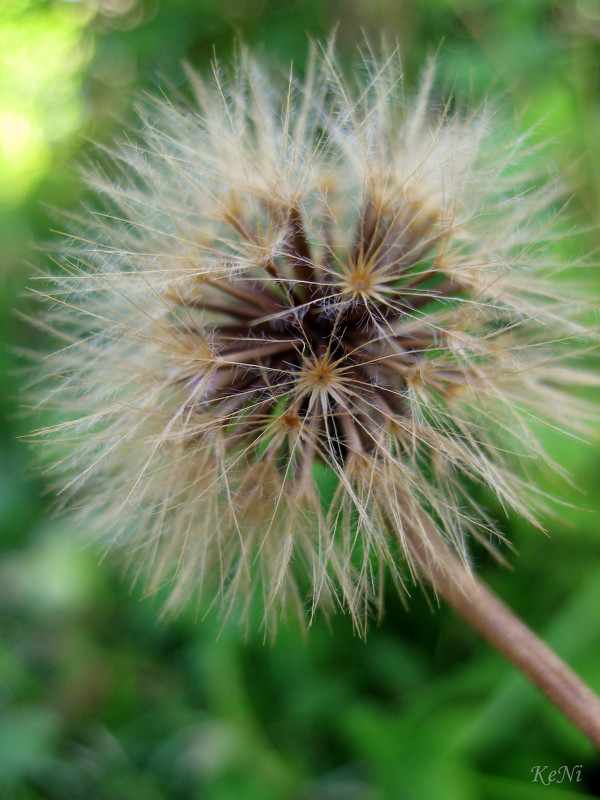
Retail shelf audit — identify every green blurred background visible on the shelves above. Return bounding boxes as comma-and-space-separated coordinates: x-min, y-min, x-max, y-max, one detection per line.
2, 1, 600, 797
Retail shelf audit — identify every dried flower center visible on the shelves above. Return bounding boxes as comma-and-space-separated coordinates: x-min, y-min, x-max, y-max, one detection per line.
178, 197, 454, 467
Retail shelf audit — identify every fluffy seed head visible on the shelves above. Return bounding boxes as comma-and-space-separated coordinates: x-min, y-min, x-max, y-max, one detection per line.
31, 43, 598, 634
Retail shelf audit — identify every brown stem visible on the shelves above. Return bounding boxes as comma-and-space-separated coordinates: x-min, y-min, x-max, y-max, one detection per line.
351, 198, 380, 262
407, 277, 457, 309
285, 206, 317, 300
216, 340, 294, 365
199, 300, 259, 320
204, 277, 281, 313
404, 522, 600, 749
264, 259, 307, 309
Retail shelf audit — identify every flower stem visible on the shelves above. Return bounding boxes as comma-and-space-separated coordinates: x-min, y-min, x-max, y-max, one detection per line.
404, 525, 600, 749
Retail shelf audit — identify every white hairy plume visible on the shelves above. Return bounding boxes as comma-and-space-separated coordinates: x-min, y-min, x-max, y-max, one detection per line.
30, 42, 598, 635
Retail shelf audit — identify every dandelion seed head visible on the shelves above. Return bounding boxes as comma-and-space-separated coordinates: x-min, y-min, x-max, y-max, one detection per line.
31, 43, 598, 635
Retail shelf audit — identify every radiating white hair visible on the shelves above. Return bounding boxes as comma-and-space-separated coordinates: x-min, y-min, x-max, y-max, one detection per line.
30, 42, 598, 635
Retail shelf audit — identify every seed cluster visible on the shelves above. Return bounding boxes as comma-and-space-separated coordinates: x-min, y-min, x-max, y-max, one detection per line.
33, 48, 595, 633
180, 195, 450, 474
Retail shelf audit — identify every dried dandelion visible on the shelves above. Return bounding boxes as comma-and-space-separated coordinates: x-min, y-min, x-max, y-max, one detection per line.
30, 43, 600, 745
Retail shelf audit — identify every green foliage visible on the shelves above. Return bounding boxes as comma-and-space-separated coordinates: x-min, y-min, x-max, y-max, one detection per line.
2, 1, 599, 797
